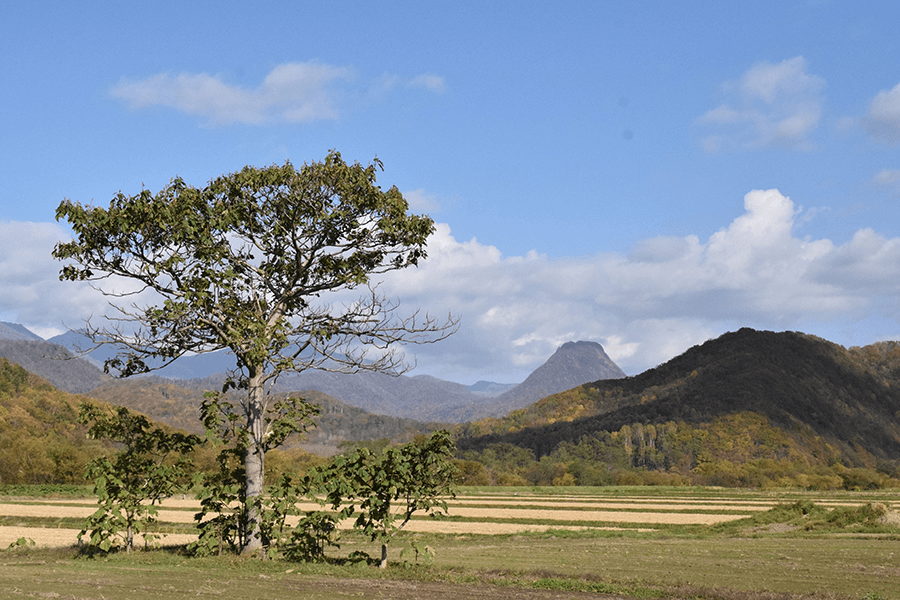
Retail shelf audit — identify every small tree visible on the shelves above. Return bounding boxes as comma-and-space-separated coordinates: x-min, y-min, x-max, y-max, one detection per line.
54, 152, 456, 555
321, 430, 457, 568
77, 402, 199, 553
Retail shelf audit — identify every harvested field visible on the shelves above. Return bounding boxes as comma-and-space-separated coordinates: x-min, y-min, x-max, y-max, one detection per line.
2, 490, 897, 549
3, 488, 900, 599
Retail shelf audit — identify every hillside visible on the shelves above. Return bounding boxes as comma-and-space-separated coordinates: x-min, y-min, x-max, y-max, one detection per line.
0, 321, 43, 341
0, 358, 108, 484
457, 329, 900, 473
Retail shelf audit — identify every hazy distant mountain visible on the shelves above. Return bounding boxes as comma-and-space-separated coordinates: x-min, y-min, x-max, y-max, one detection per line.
48, 330, 239, 378
467, 380, 516, 395
274, 341, 625, 422
86, 375, 445, 455
39, 323, 626, 423
0, 339, 108, 394
0, 322, 43, 342
485, 341, 627, 416
273, 370, 483, 422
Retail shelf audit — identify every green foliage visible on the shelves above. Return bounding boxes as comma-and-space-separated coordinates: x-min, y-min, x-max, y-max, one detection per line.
399, 538, 435, 567
283, 510, 340, 562
77, 402, 199, 553
5, 536, 36, 552
316, 430, 457, 567
458, 411, 900, 489
0, 484, 92, 497
0, 359, 30, 396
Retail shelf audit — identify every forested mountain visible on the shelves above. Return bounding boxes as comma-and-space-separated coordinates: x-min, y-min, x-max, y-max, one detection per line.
6, 326, 900, 489
456, 329, 900, 486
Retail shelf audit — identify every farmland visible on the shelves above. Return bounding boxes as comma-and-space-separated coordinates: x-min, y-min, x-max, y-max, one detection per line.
2, 486, 899, 599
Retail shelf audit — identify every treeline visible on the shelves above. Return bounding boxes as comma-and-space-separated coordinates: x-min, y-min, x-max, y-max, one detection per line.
456, 412, 900, 490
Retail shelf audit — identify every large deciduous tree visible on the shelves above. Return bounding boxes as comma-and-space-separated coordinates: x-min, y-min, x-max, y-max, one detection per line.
53, 152, 456, 555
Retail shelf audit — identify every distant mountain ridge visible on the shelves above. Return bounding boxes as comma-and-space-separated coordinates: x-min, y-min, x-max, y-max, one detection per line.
0, 321, 44, 342
0, 339, 108, 394
2, 323, 625, 423
87, 376, 443, 456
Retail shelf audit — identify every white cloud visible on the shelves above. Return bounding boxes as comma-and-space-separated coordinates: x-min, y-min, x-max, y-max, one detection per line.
874, 169, 900, 186
700, 56, 825, 151
376, 189, 900, 381
863, 81, 900, 144
408, 73, 447, 93
403, 189, 442, 212
7, 188, 900, 383
112, 61, 355, 125
112, 62, 447, 125
0, 221, 105, 336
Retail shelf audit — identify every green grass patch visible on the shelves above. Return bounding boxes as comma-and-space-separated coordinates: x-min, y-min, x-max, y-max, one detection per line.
0, 484, 93, 498
715, 500, 900, 537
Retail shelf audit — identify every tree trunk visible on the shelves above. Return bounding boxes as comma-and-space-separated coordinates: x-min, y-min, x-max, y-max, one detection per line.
242, 371, 266, 556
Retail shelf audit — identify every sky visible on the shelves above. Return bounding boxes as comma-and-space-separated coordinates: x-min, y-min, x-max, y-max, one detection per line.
2, 1, 900, 384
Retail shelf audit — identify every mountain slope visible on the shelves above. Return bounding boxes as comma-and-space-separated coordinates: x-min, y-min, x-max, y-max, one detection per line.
0, 357, 109, 484
458, 328, 900, 465
0, 339, 108, 394
487, 341, 626, 416
0, 321, 44, 341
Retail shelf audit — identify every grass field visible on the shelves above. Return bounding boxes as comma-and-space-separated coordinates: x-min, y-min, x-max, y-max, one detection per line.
2, 486, 899, 599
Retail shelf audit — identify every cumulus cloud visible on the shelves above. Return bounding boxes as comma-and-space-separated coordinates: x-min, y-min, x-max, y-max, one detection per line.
700, 57, 825, 151
0, 221, 106, 336
112, 62, 447, 125
112, 62, 354, 125
6, 189, 900, 383
863, 81, 900, 144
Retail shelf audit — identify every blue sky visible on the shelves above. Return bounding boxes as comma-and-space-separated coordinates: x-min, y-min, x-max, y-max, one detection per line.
2, 1, 900, 383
